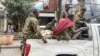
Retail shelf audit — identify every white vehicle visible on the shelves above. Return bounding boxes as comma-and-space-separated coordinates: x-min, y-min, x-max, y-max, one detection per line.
23, 24, 100, 56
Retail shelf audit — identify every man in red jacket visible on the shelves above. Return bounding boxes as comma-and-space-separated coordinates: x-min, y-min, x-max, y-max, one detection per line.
53, 14, 86, 41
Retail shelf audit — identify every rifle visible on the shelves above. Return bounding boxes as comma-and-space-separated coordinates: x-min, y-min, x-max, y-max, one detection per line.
86, 15, 100, 22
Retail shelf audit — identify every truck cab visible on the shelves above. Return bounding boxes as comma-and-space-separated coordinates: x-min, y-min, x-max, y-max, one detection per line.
23, 24, 100, 56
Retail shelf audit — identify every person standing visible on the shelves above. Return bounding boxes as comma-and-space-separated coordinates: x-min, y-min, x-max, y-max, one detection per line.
10, 24, 14, 33
7, 23, 12, 34
60, 4, 71, 18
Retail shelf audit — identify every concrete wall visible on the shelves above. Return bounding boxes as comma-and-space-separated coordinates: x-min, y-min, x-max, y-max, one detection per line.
0, 18, 4, 32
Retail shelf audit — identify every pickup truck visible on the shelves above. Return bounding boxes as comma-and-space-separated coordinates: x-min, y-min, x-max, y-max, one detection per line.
23, 24, 100, 56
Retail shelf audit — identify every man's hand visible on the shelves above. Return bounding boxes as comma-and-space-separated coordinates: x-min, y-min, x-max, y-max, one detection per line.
38, 33, 47, 43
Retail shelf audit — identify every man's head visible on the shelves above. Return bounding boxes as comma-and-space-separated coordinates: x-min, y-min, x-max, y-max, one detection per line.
67, 14, 74, 21
32, 9, 39, 18
80, 7, 86, 15
65, 4, 71, 11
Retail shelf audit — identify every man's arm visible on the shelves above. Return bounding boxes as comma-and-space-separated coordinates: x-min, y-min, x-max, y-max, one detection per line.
30, 19, 47, 43
71, 25, 81, 33
72, 24, 88, 33
30, 19, 41, 36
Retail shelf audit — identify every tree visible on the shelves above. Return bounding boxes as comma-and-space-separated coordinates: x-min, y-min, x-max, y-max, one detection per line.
2, 0, 34, 32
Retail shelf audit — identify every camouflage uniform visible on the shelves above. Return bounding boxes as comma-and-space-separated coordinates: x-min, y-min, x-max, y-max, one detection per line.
22, 16, 44, 44
23, 16, 43, 39
74, 12, 86, 29
45, 22, 55, 31
60, 10, 69, 18
22, 16, 44, 55
45, 20, 57, 39
74, 12, 87, 39
57, 27, 74, 41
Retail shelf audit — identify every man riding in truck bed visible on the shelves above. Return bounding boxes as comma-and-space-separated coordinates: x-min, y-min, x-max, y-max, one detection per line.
60, 4, 71, 18
53, 14, 86, 41
22, 9, 47, 43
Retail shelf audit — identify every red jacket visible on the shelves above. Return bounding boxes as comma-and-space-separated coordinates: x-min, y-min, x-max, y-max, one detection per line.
53, 18, 74, 36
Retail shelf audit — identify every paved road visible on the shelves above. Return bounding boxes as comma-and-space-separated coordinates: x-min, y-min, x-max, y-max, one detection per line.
0, 40, 21, 56
0, 48, 21, 56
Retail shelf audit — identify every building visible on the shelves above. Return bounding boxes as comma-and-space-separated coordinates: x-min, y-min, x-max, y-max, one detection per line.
18, 0, 100, 25
0, 2, 7, 32
32, 0, 57, 25
33, 0, 57, 12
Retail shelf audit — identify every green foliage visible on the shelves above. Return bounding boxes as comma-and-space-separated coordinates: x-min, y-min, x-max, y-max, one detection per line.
2, 0, 34, 19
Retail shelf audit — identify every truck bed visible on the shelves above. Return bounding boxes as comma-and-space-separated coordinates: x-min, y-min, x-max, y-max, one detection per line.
26, 39, 92, 56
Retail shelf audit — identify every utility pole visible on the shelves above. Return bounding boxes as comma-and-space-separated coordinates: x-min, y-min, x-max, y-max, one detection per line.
56, 0, 62, 21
